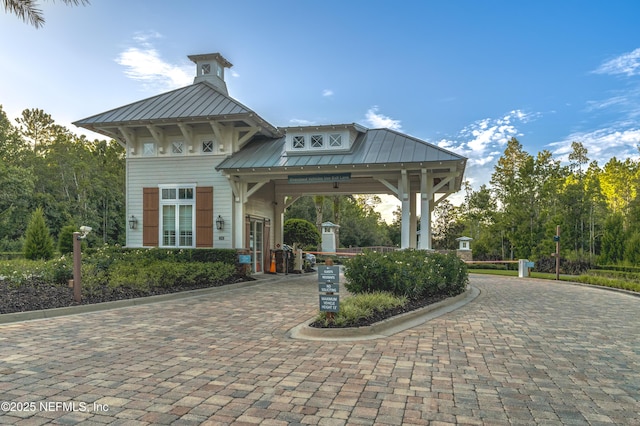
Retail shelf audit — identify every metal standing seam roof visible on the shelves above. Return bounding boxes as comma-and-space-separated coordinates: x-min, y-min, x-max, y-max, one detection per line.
216, 128, 466, 171
73, 82, 272, 128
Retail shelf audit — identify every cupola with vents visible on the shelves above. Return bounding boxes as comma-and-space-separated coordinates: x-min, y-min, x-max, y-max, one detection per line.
188, 53, 233, 95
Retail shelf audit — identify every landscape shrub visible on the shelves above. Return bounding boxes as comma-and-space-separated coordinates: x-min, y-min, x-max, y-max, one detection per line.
1, 246, 241, 295
344, 249, 468, 299
0, 256, 72, 286
535, 256, 591, 275
314, 291, 406, 327
57, 225, 77, 255
283, 219, 320, 249
593, 264, 640, 273
84, 246, 240, 271
83, 258, 236, 292
23, 208, 55, 261
587, 269, 640, 282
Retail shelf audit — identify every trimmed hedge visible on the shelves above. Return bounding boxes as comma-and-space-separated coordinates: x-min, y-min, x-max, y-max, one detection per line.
1, 247, 244, 289
344, 249, 468, 299
85, 259, 236, 293
84, 246, 239, 265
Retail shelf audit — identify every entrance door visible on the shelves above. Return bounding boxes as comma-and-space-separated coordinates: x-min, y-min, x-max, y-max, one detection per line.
248, 218, 264, 273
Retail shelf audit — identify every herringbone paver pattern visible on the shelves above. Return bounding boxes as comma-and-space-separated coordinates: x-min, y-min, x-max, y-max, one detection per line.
0, 274, 638, 425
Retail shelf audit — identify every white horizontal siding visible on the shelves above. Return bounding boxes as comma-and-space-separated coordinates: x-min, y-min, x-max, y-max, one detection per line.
126, 156, 233, 248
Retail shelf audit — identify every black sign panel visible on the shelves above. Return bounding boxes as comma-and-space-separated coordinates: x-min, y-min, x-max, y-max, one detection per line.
318, 266, 340, 283
319, 295, 339, 312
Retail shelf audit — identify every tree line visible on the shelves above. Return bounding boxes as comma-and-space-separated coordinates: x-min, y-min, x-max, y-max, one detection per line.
0, 106, 125, 251
434, 137, 640, 265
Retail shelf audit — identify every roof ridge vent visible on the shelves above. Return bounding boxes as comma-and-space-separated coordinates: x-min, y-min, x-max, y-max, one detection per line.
188, 53, 233, 95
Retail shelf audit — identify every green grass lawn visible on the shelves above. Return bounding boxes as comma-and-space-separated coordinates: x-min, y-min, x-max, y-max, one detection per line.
468, 269, 640, 293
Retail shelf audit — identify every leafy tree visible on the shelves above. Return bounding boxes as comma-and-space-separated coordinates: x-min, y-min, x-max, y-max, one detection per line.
0, 161, 35, 239
3, 0, 89, 28
283, 219, 320, 249
600, 212, 625, 264
584, 161, 607, 257
285, 195, 392, 248
0, 105, 30, 164
432, 200, 464, 250
23, 207, 55, 260
15, 108, 58, 153
339, 196, 391, 247
57, 224, 77, 254
490, 138, 536, 259
624, 232, 640, 265
600, 157, 637, 214
387, 207, 402, 247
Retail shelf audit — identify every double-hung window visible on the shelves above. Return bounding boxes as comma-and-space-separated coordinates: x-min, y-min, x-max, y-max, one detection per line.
160, 186, 195, 247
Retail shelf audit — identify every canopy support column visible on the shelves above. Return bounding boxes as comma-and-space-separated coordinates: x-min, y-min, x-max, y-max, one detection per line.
419, 168, 432, 250
400, 170, 411, 249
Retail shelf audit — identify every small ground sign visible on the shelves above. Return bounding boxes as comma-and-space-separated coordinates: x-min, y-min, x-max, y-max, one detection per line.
318, 266, 340, 283
319, 295, 339, 312
319, 282, 339, 293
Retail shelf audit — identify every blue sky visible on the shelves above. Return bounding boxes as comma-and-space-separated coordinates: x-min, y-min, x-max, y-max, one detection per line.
2, 0, 640, 195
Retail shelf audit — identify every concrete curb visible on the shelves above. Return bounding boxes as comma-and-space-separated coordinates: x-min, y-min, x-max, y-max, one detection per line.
287, 285, 480, 341
0, 278, 271, 324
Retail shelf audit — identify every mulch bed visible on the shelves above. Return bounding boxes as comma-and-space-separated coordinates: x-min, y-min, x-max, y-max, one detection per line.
0, 276, 250, 315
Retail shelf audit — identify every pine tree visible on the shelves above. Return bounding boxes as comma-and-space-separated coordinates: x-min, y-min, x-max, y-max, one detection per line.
23, 207, 55, 260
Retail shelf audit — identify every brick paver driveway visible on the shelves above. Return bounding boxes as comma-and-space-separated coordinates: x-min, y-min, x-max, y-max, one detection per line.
1, 273, 638, 425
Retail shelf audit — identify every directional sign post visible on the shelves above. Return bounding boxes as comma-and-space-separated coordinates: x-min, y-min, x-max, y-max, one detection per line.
318, 264, 340, 321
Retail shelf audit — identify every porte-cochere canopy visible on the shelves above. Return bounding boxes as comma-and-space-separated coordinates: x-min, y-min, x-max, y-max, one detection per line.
217, 123, 467, 250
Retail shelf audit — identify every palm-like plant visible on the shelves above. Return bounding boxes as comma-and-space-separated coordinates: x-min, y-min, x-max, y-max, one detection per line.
3, 0, 89, 28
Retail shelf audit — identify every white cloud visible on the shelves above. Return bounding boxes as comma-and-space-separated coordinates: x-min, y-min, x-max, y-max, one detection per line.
548, 127, 640, 164
431, 110, 537, 191
322, 89, 334, 97
593, 48, 640, 77
288, 118, 315, 126
455, 109, 532, 166
365, 106, 402, 130
115, 33, 192, 91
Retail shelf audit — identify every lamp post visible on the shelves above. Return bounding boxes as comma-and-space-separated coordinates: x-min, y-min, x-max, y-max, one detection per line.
555, 225, 560, 280
72, 226, 92, 303
73, 232, 81, 303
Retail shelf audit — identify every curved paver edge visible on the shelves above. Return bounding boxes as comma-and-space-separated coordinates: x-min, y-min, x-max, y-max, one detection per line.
287, 285, 480, 341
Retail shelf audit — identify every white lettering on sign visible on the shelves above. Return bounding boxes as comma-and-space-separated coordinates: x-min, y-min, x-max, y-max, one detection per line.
319, 295, 339, 312
318, 266, 340, 283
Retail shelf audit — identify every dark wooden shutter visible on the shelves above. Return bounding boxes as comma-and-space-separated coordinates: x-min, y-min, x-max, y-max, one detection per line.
196, 186, 214, 247
143, 187, 159, 246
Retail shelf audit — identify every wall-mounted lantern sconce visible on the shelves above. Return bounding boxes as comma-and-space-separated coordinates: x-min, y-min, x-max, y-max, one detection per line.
129, 215, 138, 230
216, 215, 225, 230
333, 182, 339, 189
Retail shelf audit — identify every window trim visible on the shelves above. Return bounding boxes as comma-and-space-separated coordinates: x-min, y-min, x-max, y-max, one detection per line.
171, 141, 185, 155
201, 140, 215, 154
143, 142, 156, 157
158, 184, 196, 248
287, 131, 348, 152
